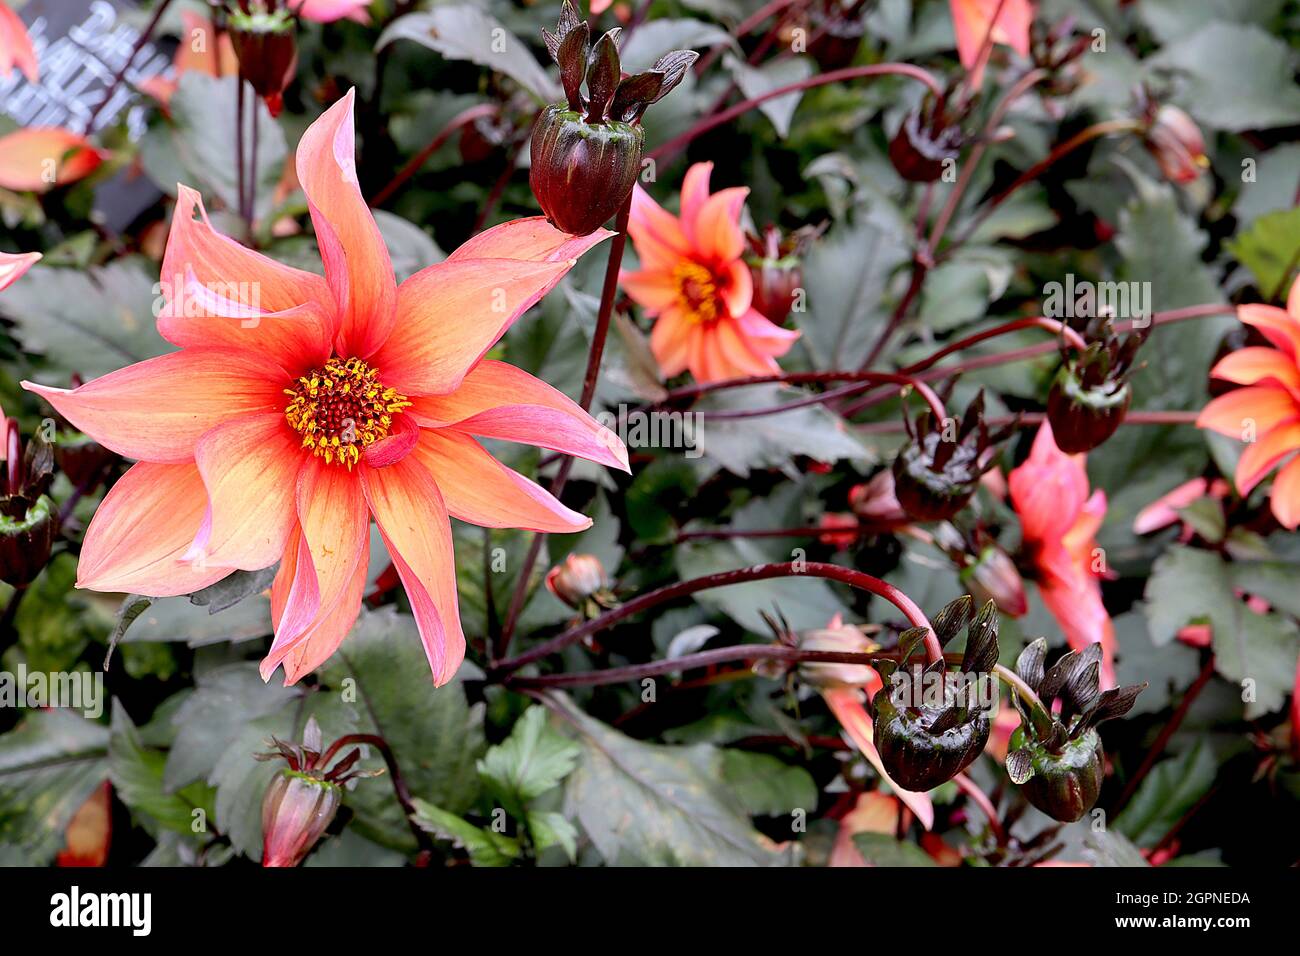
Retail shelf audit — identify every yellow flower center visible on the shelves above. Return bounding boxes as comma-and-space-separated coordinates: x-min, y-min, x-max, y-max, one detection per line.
673, 261, 723, 325
284, 357, 411, 469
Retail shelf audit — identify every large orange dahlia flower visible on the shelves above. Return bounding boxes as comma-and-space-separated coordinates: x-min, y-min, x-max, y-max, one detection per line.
622, 162, 799, 383
1197, 279, 1300, 530
24, 90, 627, 686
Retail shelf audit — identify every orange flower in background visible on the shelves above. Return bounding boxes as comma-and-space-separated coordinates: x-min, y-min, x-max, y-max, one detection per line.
24, 89, 627, 687
0, 128, 105, 193
56, 782, 112, 867
623, 162, 799, 383
1197, 279, 1300, 529
948, 0, 1033, 89
0, 1, 37, 83
1008, 421, 1116, 687
0, 250, 40, 292
138, 10, 240, 108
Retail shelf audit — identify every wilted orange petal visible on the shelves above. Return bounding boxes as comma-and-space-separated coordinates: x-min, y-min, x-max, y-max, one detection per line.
191, 414, 301, 571
24, 349, 285, 463
360, 457, 465, 686
78, 461, 230, 596
413, 428, 591, 533
0, 128, 104, 193
296, 89, 397, 358
373, 258, 569, 397
0, 250, 40, 292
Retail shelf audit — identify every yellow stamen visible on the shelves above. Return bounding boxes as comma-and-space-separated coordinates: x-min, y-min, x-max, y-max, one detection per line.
284, 356, 411, 470
672, 261, 724, 325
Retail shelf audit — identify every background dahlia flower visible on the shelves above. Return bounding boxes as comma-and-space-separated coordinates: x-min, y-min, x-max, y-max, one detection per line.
948, 0, 1033, 89
1008, 421, 1116, 687
1197, 278, 1300, 529
622, 161, 799, 383
24, 89, 627, 687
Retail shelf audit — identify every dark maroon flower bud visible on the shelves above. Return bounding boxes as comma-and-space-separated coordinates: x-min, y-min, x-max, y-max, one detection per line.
0, 417, 57, 588
1005, 640, 1145, 822
962, 540, 1027, 617
745, 225, 817, 325
531, 1, 696, 236
889, 107, 961, 184
1143, 104, 1208, 185
1047, 316, 1149, 454
871, 597, 999, 791
257, 717, 382, 867
227, 1, 298, 118
892, 391, 1014, 521
53, 432, 114, 491
806, 0, 869, 71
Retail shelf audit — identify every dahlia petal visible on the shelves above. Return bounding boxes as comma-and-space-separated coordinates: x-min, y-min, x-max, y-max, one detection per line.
691, 187, 748, 265
620, 267, 680, 315
266, 527, 321, 674
360, 458, 465, 686
1209, 347, 1300, 390
1040, 578, 1116, 689
0, 3, 39, 83
718, 258, 754, 317
191, 414, 300, 571
160, 185, 333, 369
712, 316, 782, 378
263, 529, 366, 686
23, 348, 287, 463
650, 306, 692, 378
278, 557, 366, 684
362, 413, 420, 468
262, 458, 368, 670
629, 184, 692, 272
1008, 422, 1089, 542
373, 258, 570, 396
405, 360, 628, 471
1196, 386, 1299, 438
450, 216, 613, 263
0, 250, 40, 292
735, 307, 801, 351
822, 687, 934, 830
296, 89, 397, 358
413, 428, 591, 533
1239, 304, 1300, 360
1235, 422, 1300, 495
78, 461, 230, 596
1270, 455, 1300, 530
1133, 477, 1209, 534
679, 162, 713, 237
0, 127, 104, 193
